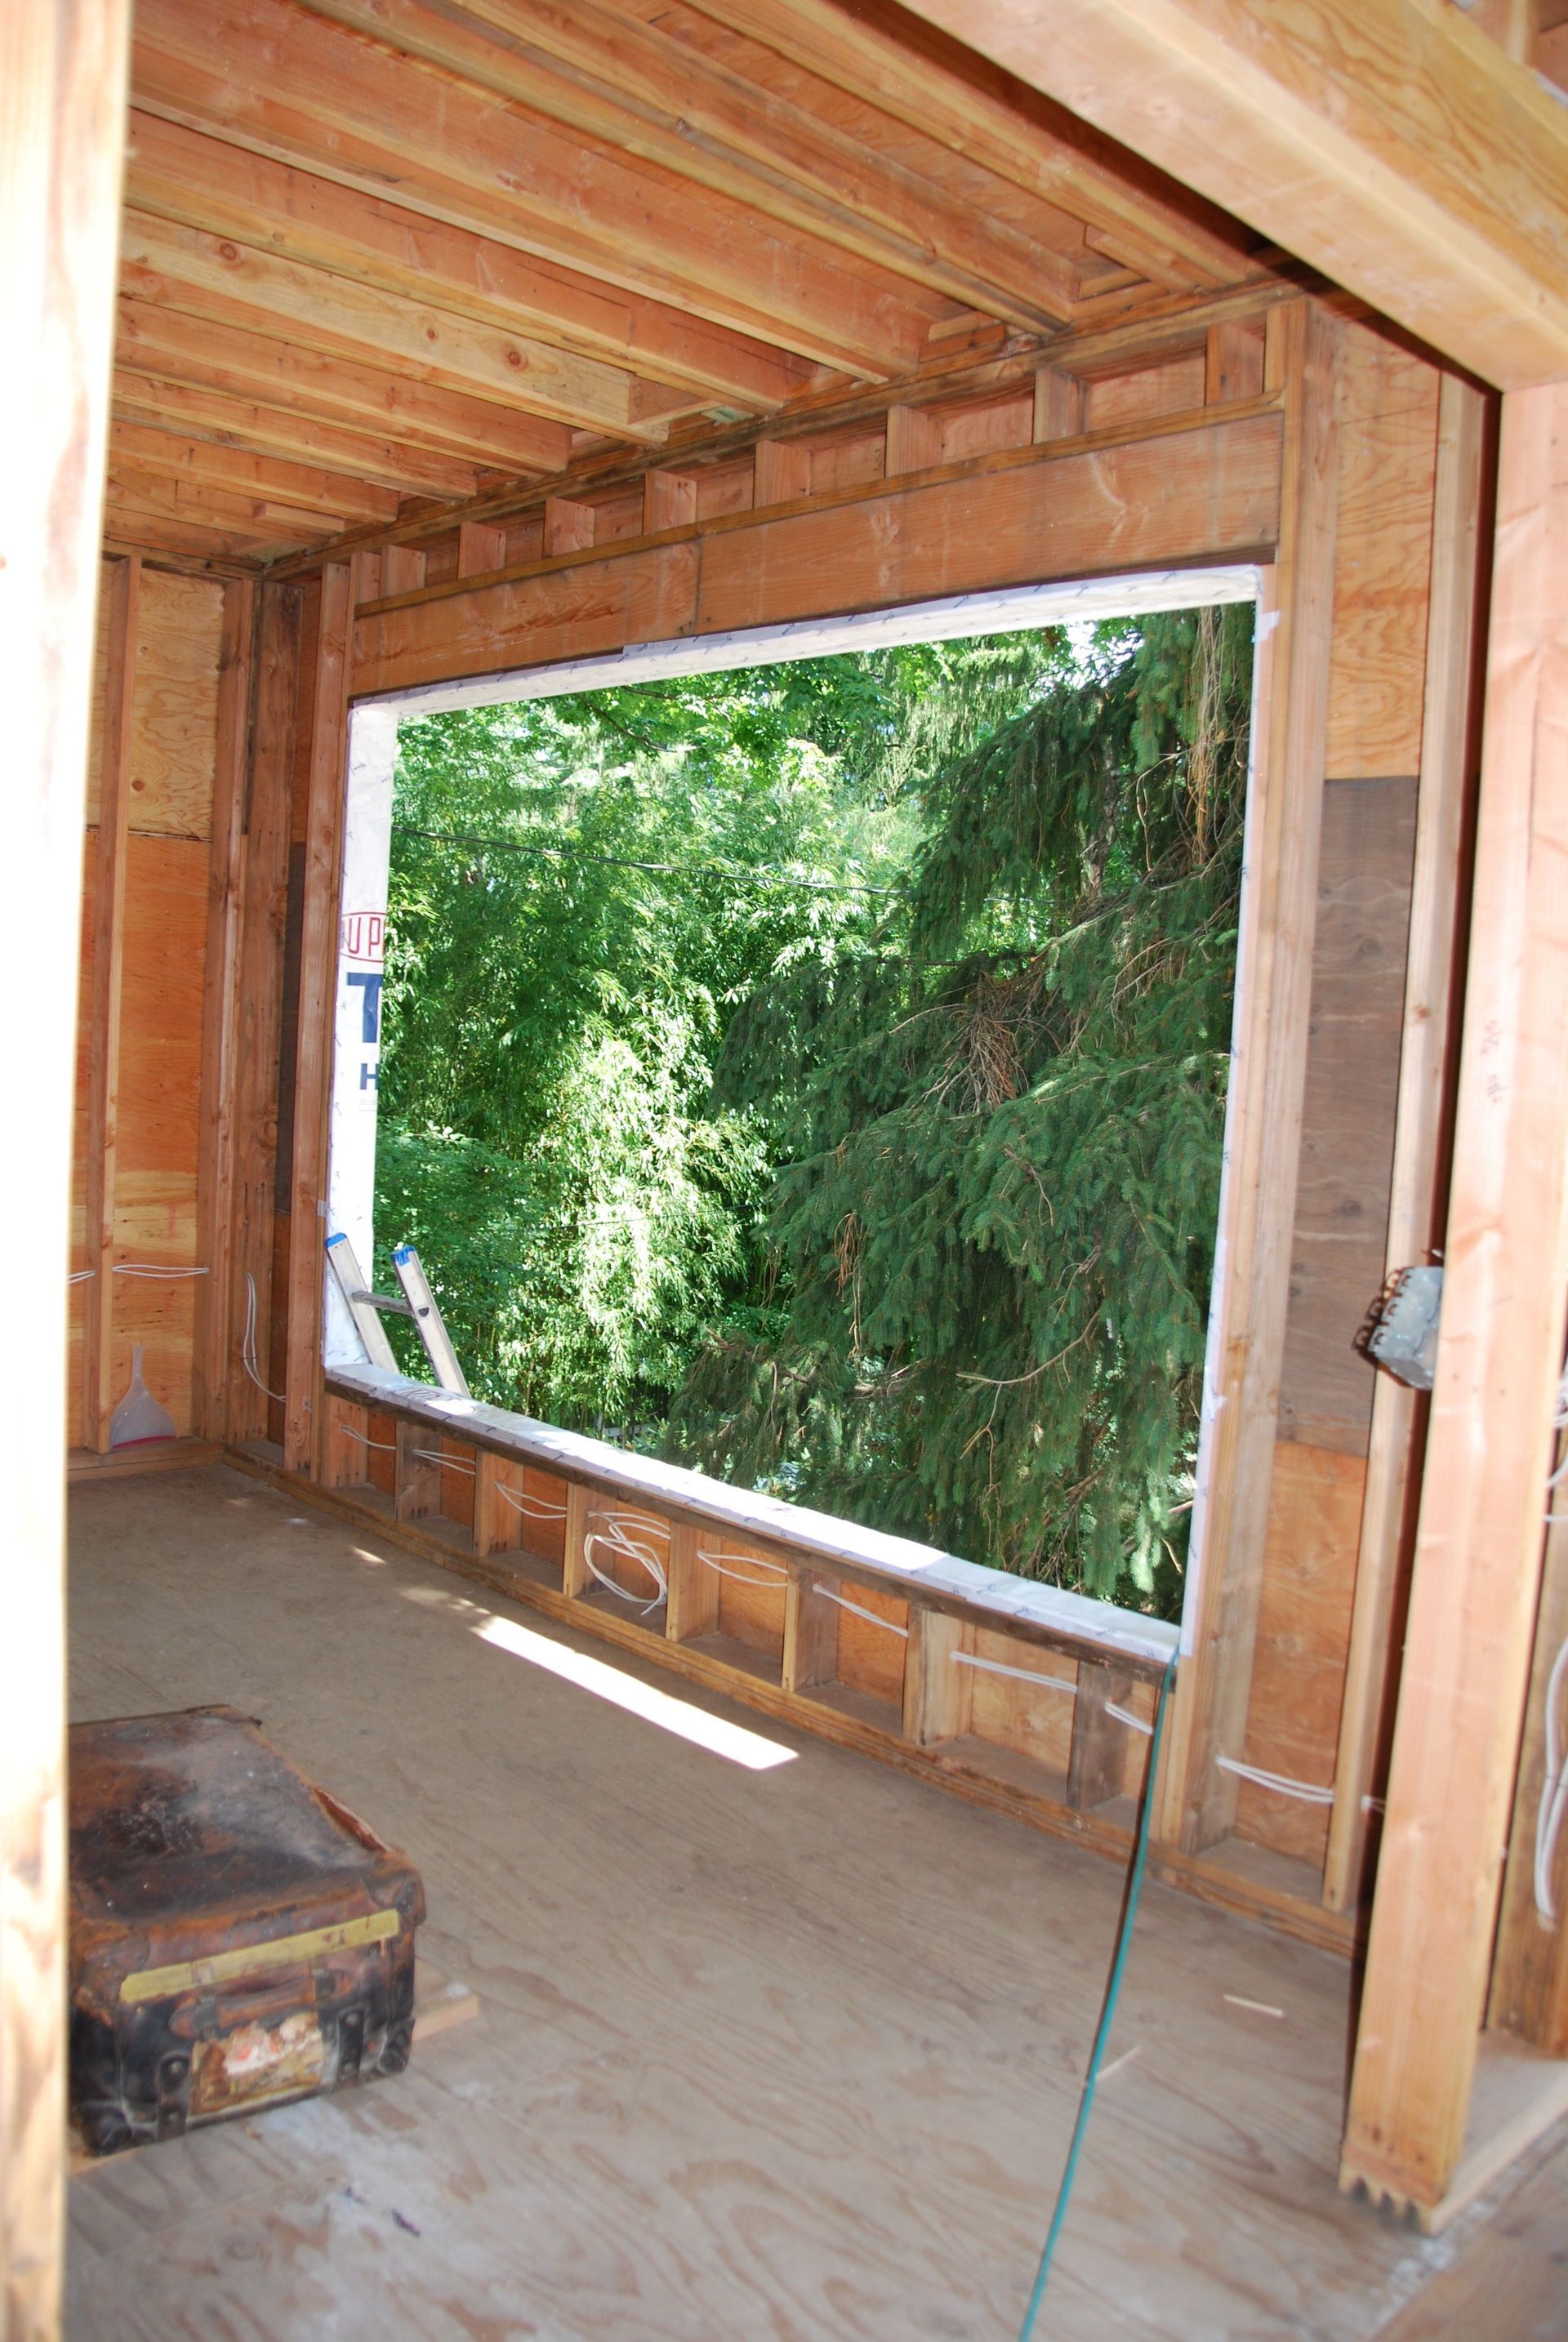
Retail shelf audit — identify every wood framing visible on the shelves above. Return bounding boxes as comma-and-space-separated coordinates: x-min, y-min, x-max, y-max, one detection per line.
1323, 376, 1490, 1915
352, 402, 1283, 697
3, 0, 131, 2330
194, 579, 256, 1439
81, 556, 140, 1451
1343, 380, 1568, 2214
51, 0, 1568, 2260
282, 565, 353, 1472
1158, 301, 1341, 1853
896, 0, 1568, 390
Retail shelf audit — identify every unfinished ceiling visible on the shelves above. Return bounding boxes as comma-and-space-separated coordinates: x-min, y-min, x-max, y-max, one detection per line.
112, 0, 1280, 572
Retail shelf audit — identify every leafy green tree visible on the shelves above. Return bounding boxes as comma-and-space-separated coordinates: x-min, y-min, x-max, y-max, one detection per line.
373, 657, 935, 1427
665, 608, 1253, 1610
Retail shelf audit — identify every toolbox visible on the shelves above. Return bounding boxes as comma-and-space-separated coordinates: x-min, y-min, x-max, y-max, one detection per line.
69, 1706, 425, 2155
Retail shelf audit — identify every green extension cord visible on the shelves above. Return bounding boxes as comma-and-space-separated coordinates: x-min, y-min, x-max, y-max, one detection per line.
1016, 1652, 1179, 2340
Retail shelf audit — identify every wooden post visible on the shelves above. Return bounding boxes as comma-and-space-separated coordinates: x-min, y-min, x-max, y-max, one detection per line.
394, 1419, 442, 1523
82, 554, 140, 1452
1489, 1497, 1568, 2052
884, 404, 943, 476
643, 470, 697, 532
782, 1569, 840, 1694
379, 543, 426, 594
225, 583, 299, 1445
2, 0, 131, 2328
1067, 1660, 1137, 1811
1205, 320, 1265, 407
457, 520, 506, 577
1342, 381, 1568, 2214
1323, 376, 1489, 1915
194, 578, 256, 1441
283, 563, 353, 1475
902, 1607, 969, 1746
544, 497, 595, 555
561, 1480, 591, 1598
753, 438, 811, 506
666, 1521, 719, 1643
1160, 299, 1342, 1853
1033, 367, 1083, 443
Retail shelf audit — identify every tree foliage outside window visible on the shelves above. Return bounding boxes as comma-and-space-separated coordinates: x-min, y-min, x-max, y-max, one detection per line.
375, 608, 1253, 1612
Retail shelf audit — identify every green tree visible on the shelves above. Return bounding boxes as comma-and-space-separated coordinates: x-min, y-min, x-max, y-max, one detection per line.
665, 607, 1253, 1610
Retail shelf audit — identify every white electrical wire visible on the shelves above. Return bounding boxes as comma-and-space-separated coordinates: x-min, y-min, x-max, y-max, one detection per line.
951, 1648, 1075, 1694
68, 1269, 95, 1284
582, 1510, 669, 1614
1215, 1755, 1335, 1805
497, 1482, 568, 1520
112, 1262, 209, 1276
813, 1584, 908, 1637
339, 1423, 397, 1452
241, 1271, 286, 1403
412, 1446, 475, 1476
1105, 1701, 1153, 1737
1534, 1637, 1568, 1923
699, 1547, 789, 1588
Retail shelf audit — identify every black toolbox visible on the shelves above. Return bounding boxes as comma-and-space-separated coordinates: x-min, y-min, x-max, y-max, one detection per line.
69, 1706, 425, 2155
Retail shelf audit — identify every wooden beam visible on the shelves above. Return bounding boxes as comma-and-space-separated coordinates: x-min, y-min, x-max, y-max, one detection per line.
82, 556, 140, 1454
753, 437, 812, 506
116, 298, 572, 477
1322, 376, 1490, 1916
283, 567, 353, 1476
1342, 380, 1568, 2212
1, 0, 131, 2325
353, 403, 1282, 697
123, 109, 799, 413
1158, 301, 1341, 1854
194, 579, 256, 1442
685, 0, 1254, 292
111, 373, 482, 502
642, 470, 697, 533
110, 419, 402, 526
457, 521, 506, 578
106, 469, 347, 547
543, 498, 596, 557
297, 0, 1085, 332
1488, 1498, 1568, 2051
226, 583, 299, 1444
893, 0, 1568, 392
119, 212, 660, 442
131, 0, 942, 379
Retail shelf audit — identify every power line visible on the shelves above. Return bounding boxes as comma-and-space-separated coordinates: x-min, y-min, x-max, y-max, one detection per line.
391, 821, 896, 897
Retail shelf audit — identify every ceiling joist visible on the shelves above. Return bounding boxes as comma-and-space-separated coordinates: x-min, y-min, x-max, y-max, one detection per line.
893, 0, 1568, 392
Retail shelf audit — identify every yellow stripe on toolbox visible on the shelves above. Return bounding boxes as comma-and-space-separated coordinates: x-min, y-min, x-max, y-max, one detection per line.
118, 1908, 400, 2002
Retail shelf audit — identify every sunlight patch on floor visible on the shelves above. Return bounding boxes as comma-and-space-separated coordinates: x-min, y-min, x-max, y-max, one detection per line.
473, 1611, 798, 1771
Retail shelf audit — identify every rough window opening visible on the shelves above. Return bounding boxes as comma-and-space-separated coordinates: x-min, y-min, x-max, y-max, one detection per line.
328, 576, 1258, 1625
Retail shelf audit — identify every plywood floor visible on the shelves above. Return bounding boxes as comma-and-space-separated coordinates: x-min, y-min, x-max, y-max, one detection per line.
64, 1466, 1548, 2341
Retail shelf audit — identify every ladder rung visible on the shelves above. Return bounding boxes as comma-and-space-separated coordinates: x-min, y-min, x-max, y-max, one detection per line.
351, 1289, 416, 1317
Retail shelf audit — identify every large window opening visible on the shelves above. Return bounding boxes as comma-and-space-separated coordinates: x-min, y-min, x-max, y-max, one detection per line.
332, 576, 1257, 1622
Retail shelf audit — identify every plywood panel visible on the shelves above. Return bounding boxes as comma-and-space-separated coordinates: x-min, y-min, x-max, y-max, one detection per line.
124, 568, 224, 837
1277, 776, 1419, 1454
1235, 1442, 1366, 1868
1325, 327, 1442, 782
967, 1628, 1078, 1775
105, 833, 208, 1436
834, 1583, 909, 1706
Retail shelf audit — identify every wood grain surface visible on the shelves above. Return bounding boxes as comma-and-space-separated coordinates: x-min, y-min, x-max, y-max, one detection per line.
63, 1463, 1525, 2342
